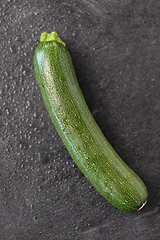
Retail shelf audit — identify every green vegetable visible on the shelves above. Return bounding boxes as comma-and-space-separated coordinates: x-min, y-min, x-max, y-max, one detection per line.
34, 31, 148, 212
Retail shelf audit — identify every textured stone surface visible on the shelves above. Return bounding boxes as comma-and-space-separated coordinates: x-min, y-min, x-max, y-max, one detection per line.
1, 0, 160, 239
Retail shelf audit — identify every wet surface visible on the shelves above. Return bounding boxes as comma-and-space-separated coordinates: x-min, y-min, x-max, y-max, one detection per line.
1, 0, 160, 239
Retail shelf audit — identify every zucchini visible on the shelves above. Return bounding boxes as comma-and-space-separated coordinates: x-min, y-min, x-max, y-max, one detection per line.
34, 31, 148, 212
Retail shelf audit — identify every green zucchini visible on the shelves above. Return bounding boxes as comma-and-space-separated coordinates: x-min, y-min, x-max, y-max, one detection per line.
34, 31, 148, 212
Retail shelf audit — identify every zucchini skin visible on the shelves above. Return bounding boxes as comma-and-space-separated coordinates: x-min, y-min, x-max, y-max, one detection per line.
34, 33, 148, 212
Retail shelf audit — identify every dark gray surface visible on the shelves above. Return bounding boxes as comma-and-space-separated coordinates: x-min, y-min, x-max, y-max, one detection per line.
1, 0, 160, 239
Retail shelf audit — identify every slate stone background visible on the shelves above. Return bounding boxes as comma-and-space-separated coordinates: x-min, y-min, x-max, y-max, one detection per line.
1, 0, 160, 239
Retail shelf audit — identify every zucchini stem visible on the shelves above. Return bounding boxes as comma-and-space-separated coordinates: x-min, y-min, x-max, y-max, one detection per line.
40, 31, 66, 46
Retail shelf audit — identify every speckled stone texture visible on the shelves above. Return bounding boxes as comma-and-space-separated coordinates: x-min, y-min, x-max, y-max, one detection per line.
1, 0, 160, 239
